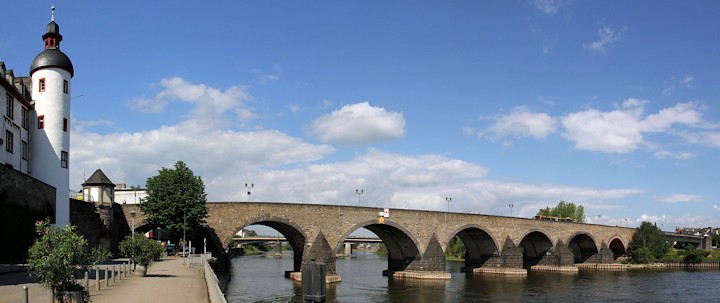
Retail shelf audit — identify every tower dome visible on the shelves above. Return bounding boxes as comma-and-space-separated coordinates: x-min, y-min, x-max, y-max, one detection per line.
30, 48, 74, 77
29, 6, 73, 77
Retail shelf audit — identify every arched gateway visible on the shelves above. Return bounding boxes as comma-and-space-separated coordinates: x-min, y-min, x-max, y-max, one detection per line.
122, 202, 634, 280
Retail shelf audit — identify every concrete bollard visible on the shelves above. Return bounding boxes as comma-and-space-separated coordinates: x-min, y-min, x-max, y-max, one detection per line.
96, 267, 101, 291
22, 285, 28, 303
113, 265, 117, 283
84, 271, 89, 292
106, 267, 110, 287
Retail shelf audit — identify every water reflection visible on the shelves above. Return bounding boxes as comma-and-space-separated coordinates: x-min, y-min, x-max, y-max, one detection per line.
226, 251, 719, 303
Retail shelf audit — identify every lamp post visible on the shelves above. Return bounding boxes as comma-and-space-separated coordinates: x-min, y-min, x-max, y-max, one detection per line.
183, 206, 187, 265
245, 183, 254, 202
356, 189, 364, 205
156, 227, 161, 241
129, 210, 136, 238
508, 204, 514, 217
445, 197, 451, 227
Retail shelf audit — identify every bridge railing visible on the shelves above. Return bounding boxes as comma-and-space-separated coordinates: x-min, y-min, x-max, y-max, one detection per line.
202, 253, 227, 303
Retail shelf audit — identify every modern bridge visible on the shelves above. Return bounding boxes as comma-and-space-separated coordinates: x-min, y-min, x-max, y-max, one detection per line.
122, 202, 646, 281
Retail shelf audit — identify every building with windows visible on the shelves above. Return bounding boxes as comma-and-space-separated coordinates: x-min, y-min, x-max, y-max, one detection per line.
1, 6, 74, 226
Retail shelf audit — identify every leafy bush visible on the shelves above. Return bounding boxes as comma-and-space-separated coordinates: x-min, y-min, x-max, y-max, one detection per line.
706, 250, 720, 261
630, 246, 655, 264
27, 219, 109, 301
660, 249, 683, 263
119, 233, 164, 268
681, 245, 706, 264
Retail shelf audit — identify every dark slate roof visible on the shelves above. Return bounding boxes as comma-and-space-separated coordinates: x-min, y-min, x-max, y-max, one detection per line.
82, 169, 115, 187
30, 48, 74, 77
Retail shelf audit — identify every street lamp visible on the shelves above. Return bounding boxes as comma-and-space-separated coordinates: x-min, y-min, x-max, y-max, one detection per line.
245, 183, 254, 201
356, 189, 364, 205
183, 206, 188, 265
129, 210, 136, 238
156, 227, 161, 241
446, 197, 452, 212
508, 204, 514, 217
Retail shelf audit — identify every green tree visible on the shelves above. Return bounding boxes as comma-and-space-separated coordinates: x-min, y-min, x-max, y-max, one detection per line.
140, 161, 208, 238
628, 221, 671, 263
445, 236, 466, 261
536, 201, 586, 223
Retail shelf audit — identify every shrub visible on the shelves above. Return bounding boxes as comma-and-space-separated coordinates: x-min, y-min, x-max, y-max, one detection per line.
630, 246, 655, 264
119, 233, 164, 268
27, 219, 109, 302
660, 249, 683, 263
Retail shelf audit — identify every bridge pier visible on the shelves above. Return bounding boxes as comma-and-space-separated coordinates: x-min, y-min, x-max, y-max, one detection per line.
468, 236, 526, 275
531, 239, 578, 273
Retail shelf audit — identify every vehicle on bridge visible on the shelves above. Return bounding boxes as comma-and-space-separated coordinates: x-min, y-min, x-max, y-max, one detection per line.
533, 215, 574, 222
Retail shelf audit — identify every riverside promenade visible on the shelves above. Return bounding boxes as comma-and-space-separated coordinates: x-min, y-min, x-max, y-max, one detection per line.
89, 257, 208, 303
0, 257, 209, 303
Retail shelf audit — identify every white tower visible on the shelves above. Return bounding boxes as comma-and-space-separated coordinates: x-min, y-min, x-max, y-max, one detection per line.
30, 6, 74, 226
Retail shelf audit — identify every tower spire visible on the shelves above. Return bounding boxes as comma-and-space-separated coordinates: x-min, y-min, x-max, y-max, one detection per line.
51, 4, 55, 21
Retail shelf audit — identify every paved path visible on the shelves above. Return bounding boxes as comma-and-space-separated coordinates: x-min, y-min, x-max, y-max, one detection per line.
0, 257, 208, 303
90, 257, 208, 303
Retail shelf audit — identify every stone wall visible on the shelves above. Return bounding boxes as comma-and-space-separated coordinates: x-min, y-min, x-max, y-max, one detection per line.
0, 164, 55, 218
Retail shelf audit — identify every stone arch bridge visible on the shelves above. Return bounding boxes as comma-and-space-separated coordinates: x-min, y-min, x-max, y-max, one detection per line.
122, 202, 634, 280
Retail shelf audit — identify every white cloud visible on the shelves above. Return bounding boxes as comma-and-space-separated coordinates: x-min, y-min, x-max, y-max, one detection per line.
533, 0, 567, 15
561, 100, 704, 153
658, 194, 703, 203
483, 108, 558, 139
680, 75, 694, 88
653, 150, 695, 160
584, 25, 626, 52
680, 131, 720, 147
714, 205, 720, 212
309, 102, 405, 145
128, 77, 254, 127
288, 104, 302, 113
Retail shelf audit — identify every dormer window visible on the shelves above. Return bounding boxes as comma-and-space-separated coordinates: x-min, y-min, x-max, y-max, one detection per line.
38, 115, 45, 129
39, 78, 46, 92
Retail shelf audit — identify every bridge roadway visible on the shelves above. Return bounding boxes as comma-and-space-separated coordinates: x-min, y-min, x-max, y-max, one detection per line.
120, 202, 700, 281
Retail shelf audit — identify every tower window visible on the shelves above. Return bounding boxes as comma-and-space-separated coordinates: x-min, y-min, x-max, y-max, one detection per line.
38, 115, 45, 129
4, 130, 12, 153
22, 141, 28, 160
5, 93, 12, 119
61, 151, 68, 168
39, 78, 46, 92
63, 118, 68, 132
63, 80, 68, 94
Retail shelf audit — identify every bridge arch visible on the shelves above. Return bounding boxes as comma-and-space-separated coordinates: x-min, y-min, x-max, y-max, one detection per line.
446, 224, 500, 269
518, 230, 553, 268
608, 236, 627, 259
232, 214, 307, 273
338, 220, 421, 274
567, 232, 599, 263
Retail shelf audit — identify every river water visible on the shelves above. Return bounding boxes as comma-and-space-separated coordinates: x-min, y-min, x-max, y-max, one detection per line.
225, 251, 717, 302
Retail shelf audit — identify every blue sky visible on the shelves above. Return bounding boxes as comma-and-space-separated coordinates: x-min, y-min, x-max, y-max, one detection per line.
4, 1, 720, 230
